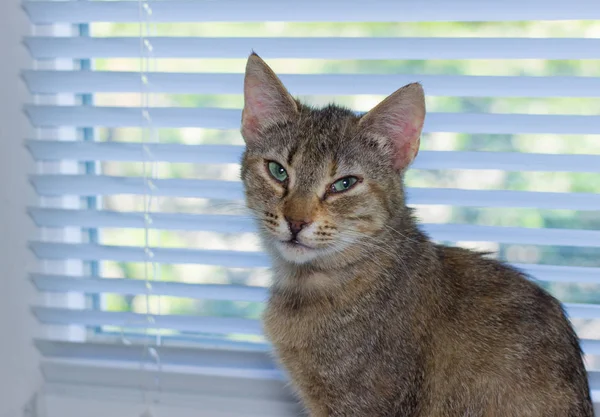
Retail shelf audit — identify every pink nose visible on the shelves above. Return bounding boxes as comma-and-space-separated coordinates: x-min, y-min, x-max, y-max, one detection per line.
285, 217, 311, 237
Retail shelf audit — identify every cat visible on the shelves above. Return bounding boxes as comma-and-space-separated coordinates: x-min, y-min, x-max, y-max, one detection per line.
240, 52, 594, 417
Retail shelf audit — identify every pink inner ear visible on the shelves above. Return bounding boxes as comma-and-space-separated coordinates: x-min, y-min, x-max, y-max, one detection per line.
241, 69, 297, 143
385, 113, 424, 170
394, 134, 420, 171
242, 89, 271, 139
360, 82, 425, 171
247, 96, 269, 120
241, 111, 260, 138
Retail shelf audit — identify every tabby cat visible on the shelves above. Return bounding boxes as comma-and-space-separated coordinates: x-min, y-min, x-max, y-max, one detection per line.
240, 53, 593, 417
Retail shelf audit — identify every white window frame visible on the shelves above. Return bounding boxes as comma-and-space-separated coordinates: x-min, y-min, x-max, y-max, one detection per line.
0, 0, 41, 414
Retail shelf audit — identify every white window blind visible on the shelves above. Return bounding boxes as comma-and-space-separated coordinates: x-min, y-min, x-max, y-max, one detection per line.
22, 1, 600, 415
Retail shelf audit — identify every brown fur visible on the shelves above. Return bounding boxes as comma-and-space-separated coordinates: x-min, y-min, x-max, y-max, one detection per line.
240, 53, 593, 417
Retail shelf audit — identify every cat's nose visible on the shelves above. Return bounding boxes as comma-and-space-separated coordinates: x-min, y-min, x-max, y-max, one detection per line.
285, 217, 311, 237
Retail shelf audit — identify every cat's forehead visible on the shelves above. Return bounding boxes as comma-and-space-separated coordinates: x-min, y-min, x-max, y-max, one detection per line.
292, 106, 361, 159
301, 104, 355, 128
292, 119, 363, 175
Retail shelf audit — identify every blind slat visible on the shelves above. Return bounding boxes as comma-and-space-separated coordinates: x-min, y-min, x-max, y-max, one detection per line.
33, 306, 263, 335
30, 175, 600, 210
408, 188, 600, 211
30, 242, 271, 268
31, 175, 245, 200
515, 264, 600, 284
30, 209, 255, 234
31, 338, 600, 372
30, 209, 257, 234
31, 304, 600, 330
22, 71, 600, 98
35, 339, 274, 369
24, 37, 600, 60
30, 267, 600, 293
30, 263, 600, 294
582, 339, 600, 356
40, 360, 292, 401
23, 0, 600, 24
427, 224, 600, 247
31, 274, 267, 302
24, 106, 600, 134
28, 208, 600, 248
35, 241, 600, 274
30, 242, 600, 283
27, 141, 246, 165
26, 141, 600, 173
565, 304, 600, 320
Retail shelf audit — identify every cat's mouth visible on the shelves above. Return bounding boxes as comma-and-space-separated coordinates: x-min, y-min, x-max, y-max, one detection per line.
282, 238, 313, 250
274, 238, 319, 263
271, 235, 325, 264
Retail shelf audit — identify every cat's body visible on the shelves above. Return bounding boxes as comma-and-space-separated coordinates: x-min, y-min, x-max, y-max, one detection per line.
265, 231, 591, 416
240, 53, 593, 416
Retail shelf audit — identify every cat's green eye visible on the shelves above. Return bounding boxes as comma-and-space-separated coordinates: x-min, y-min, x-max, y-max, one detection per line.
330, 176, 359, 193
267, 161, 288, 182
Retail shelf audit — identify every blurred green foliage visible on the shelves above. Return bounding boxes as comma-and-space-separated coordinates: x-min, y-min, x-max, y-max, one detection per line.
90, 20, 600, 341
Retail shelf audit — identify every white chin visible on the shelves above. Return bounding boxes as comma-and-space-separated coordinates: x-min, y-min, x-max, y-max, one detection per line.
275, 241, 320, 264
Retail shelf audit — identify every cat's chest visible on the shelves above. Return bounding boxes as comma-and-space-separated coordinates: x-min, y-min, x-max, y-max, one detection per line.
262, 286, 371, 371
262, 272, 381, 350
264, 295, 367, 392
263, 296, 353, 350
262, 270, 390, 377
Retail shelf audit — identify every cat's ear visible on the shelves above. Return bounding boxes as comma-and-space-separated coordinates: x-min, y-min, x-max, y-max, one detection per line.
241, 53, 298, 144
358, 83, 425, 171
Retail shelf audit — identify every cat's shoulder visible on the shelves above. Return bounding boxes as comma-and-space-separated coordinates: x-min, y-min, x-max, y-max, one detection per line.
435, 244, 563, 316
437, 244, 517, 276
436, 245, 546, 294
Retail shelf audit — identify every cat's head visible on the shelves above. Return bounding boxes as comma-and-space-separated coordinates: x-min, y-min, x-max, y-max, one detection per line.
240, 53, 425, 268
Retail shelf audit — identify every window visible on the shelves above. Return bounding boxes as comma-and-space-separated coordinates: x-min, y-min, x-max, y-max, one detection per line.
22, 1, 600, 415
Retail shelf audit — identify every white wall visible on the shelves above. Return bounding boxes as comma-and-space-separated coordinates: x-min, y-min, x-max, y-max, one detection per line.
0, 0, 41, 415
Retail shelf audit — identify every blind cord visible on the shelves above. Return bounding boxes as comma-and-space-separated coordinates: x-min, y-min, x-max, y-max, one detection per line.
137, 0, 162, 414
